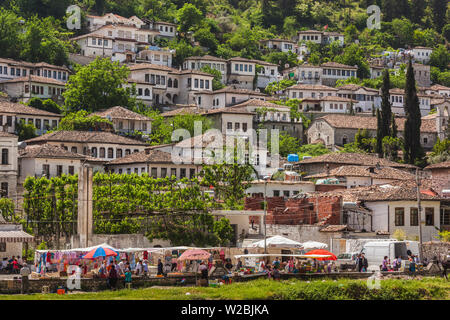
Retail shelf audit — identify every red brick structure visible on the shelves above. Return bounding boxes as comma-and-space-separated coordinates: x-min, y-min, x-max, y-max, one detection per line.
244, 196, 342, 226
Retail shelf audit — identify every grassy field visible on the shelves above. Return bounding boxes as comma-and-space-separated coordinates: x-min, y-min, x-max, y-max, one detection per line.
0, 277, 449, 300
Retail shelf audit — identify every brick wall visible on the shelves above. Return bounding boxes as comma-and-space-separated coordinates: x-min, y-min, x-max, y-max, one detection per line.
244, 196, 342, 226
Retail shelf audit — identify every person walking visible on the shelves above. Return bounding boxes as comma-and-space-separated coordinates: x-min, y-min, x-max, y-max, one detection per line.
20, 263, 31, 294
107, 264, 118, 290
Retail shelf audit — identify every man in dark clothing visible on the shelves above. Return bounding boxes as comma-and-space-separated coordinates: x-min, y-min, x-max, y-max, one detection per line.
357, 253, 368, 272
107, 265, 118, 290
20, 263, 31, 294
157, 259, 164, 276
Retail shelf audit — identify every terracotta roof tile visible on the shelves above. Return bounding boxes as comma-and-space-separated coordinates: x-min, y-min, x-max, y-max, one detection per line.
425, 161, 450, 170
314, 114, 437, 133
0, 101, 61, 117
19, 144, 85, 159
2, 75, 66, 86
108, 149, 172, 165
25, 130, 147, 146
306, 165, 415, 180
92, 106, 152, 121
321, 62, 357, 69
298, 152, 416, 169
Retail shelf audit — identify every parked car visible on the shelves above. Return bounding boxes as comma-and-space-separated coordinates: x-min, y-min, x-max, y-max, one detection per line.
336, 252, 359, 271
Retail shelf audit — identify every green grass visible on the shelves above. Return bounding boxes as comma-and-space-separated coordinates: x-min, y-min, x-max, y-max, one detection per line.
1, 277, 449, 300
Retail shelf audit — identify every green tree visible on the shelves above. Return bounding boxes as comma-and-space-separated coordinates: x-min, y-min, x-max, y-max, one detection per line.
0, 198, 15, 221
27, 98, 61, 114
58, 110, 113, 131
16, 119, 37, 141
297, 144, 331, 159
278, 133, 302, 157
430, 44, 450, 71
403, 60, 425, 165
0, 8, 22, 59
431, 0, 448, 32
168, 39, 203, 67
194, 27, 219, 52
443, 24, 450, 42
213, 218, 234, 246
428, 138, 450, 164
334, 44, 370, 79
199, 159, 255, 209
263, 51, 298, 71
201, 65, 224, 90
376, 109, 383, 155
63, 58, 136, 112
176, 3, 204, 34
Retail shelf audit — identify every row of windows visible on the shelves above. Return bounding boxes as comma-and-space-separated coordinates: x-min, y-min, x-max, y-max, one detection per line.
291, 91, 334, 99
16, 117, 58, 130
25, 85, 65, 96
329, 103, 345, 110
111, 167, 195, 178
338, 93, 376, 102
64, 147, 140, 158
301, 71, 320, 78
226, 122, 248, 132
159, 25, 174, 33
117, 121, 148, 131
92, 37, 109, 46
394, 207, 435, 226
301, 35, 320, 41
323, 69, 356, 77
234, 63, 253, 73
42, 164, 75, 177
144, 74, 167, 86
0, 66, 67, 81
188, 78, 210, 90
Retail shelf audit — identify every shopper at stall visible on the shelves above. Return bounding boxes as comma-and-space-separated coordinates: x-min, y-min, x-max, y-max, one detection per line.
124, 268, 132, 287
157, 259, 164, 276
107, 264, 118, 290
98, 261, 107, 278
235, 258, 243, 271
135, 260, 143, 276
199, 262, 208, 280
356, 253, 368, 272
12, 258, 20, 274
272, 257, 280, 269
143, 260, 149, 276
381, 256, 389, 271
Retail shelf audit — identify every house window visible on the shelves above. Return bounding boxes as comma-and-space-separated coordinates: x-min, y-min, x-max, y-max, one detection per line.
91, 147, 98, 157
180, 168, 186, 178
35, 119, 41, 130
68, 166, 75, 175
116, 149, 123, 158
235, 122, 240, 130
1, 149, 8, 165
283, 191, 290, 198
170, 168, 177, 177
189, 168, 196, 178
71, 147, 77, 153
125, 149, 131, 156
273, 190, 280, 197
243, 123, 248, 132
57, 165, 63, 176
161, 168, 167, 177
151, 167, 157, 177
42, 164, 50, 177
107, 148, 114, 158
227, 122, 232, 130
395, 208, 405, 226
99, 147, 106, 158
425, 208, 434, 226
0, 182, 8, 197
410, 208, 418, 226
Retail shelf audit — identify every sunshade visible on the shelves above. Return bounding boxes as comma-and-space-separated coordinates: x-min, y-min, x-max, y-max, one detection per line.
305, 249, 337, 261
246, 235, 303, 248
82, 246, 118, 259
177, 249, 211, 261
301, 240, 328, 250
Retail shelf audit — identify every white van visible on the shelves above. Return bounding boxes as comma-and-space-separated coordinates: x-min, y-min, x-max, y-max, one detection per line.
361, 241, 409, 271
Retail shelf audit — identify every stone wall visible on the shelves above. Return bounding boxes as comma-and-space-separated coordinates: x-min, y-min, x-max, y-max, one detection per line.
70, 234, 171, 249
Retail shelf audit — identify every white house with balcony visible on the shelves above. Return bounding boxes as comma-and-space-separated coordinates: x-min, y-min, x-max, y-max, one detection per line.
92, 106, 152, 135
411, 47, 433, 64
226, 57, 256, 90
136, 47, 173, 67
259, 39, 296, 53
297, 64, 322, 85
389, 88, 432, 116
320, 62, 358, 87
0, 100, 61, 136
183, 55, 227, 83
285, 83, 337, 100
193, 86, 267, 110
255, 60, 279, 89
336, 84, 381, 113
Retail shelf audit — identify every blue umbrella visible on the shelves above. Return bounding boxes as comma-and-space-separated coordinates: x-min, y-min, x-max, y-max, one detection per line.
83, 246, 118, 259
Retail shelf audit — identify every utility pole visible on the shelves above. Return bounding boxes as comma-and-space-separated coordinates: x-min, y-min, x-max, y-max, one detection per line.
416, 168, 423, 262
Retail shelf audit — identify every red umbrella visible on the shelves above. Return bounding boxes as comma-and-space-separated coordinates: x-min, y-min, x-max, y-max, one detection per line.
305, 249, 337, 261
177, 249, 211, 261
82, 246, 118, 259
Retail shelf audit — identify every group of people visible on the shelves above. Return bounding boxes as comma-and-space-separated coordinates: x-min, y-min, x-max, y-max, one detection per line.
0, 256, 24, 274
96, 259, 148, 290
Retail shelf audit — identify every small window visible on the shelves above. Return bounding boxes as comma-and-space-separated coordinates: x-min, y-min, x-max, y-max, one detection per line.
425, 208, 434, 226
410, 208, 418, 226
395, 208, 405, 226
273, 190, 280, 197
68, 166, 75, 175
170, 168, 177, 177
1, 149, 8, 165
57, 165, 63, 176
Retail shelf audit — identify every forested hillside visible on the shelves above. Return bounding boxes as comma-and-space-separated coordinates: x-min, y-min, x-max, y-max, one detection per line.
0, 0, 449, 84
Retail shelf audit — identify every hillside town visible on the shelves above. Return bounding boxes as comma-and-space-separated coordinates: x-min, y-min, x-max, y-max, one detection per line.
0, 0, 448, 300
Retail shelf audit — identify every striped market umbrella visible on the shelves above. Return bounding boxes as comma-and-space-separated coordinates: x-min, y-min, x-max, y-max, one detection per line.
82, 246, 118, 259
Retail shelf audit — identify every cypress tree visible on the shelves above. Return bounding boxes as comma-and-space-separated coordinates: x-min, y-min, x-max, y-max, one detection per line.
380, 69, 392, 138
391, 113, 399, 160
376, 109, 383, 156
403, 59, 424, 165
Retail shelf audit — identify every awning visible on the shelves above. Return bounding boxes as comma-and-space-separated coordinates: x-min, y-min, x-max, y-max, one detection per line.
0, 230, 34, 243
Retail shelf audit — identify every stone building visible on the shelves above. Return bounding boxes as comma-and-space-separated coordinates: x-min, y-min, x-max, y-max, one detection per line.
0, 132, 18, 199
306, 114, 438, 151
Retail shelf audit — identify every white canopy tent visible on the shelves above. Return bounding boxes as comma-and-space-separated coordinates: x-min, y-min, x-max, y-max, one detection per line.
245, 235, 303, 248
301, 241, 328, 250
